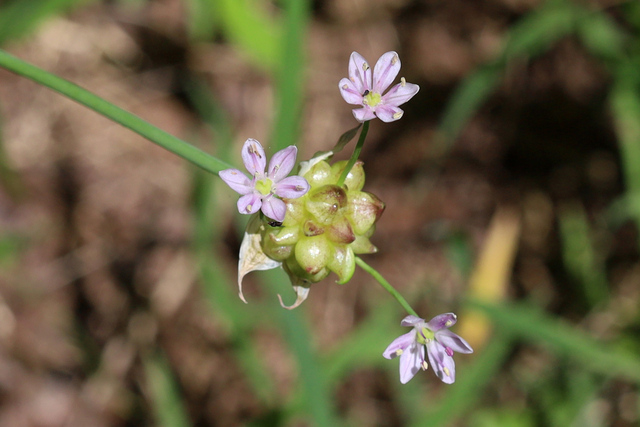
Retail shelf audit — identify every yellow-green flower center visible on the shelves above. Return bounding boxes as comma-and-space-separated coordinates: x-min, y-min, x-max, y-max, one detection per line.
416, 327, 435, 344
363, 91, 382, 107
255, 178, 273, 195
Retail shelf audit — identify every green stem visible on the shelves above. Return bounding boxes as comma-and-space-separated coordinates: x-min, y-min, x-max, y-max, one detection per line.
336, 120, 369, 187
0, 49, 233, 175
355, 256, 418, 317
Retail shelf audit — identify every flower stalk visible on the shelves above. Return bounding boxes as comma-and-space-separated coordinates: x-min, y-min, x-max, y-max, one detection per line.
355, 256, 418, 317
336, 120, 369, 188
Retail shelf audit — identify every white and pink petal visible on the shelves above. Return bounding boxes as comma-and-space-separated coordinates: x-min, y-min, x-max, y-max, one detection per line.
274, 176, 310, 199
373, 51, 401, 94
261, 196, 287, 222
348, 51, 372, 94
237, 193, 262, 215
374, 105, 404, 123
382, 81, 420, 107
219, 169, 254, 195
241, 138, 267, 177
268, 145, 298, 182
339, 78, 365, 105
352, 107, 377, 123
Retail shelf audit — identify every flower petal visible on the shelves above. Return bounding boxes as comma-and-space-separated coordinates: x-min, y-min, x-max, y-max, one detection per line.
241, 138, 266, 177
261, 196, 286, 222
339, 78, 364, 105
401, 315, 425, 327
373, 51, 401, 94
237, 193, 262, 215
274, 175, 310, 199
219, 169, 253, 195
353, 107, 376, 123
427, 313, 457, 331
382, 81, 420, 107
436, 330, 474, 354
374, 105, 404, 123
383, 330, 415, 359
399, 341, 424, 384
427, 341, 456, 384
268, 145, 297, 182
348, 52, 372, 94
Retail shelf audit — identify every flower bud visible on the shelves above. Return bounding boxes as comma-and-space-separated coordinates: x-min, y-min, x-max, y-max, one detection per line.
305, 185, 347, 225
346, 191, 385, 235
295, 235, 332, 276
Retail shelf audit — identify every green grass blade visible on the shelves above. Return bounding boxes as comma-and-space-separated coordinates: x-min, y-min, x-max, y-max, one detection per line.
216, 0, 282, 72
610, 68, 640, 242
558, 202, 609, 307
472, 300, 640, 383
0, 49, 233, 175
143, 351, 192, 427
270, 0, 310, 151
263, 269, 339, 427
439, 0, 577, 143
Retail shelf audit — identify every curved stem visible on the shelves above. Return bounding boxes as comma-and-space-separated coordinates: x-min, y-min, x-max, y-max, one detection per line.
0, 49, 234, 175
355, 256, 418, 317
336, 120, 369, 187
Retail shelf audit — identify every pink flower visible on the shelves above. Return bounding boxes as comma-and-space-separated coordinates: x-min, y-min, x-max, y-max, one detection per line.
383, 313, 473, 384
339, 51, 420, 123
219, 139, 310, 222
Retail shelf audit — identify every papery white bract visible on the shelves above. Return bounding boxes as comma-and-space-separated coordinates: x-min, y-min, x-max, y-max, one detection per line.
339, 51, 420, 123
219, 139, 310, 222
383, 313, 473, 384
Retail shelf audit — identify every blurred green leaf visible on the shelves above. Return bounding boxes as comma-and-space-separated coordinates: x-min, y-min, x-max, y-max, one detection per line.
575, 8, 626, 65
322, 298, 398, 386
472, 300, 640, 383
263, 269, 340, 427
144, 352, 192, 427
186, 0, 218, 41
215, 0, 283, 72
0, 0, 94, 46
439, 0, 580, 143
270, 0, 310, 151
610, 67, 640, 242
558, 202, 609, 308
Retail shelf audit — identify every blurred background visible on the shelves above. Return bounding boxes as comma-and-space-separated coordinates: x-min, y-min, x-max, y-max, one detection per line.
0, 0, 639, 425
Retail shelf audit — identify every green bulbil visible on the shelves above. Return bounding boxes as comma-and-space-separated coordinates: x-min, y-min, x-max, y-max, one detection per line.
261, 158, 385, 285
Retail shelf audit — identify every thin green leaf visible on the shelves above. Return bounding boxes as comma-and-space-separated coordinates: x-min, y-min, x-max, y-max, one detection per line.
558, 202, 609, 307
0, 49, 233, 175
216, 0, 282, 72
144, 352, 192, 427
270, 0, 310, 151
471, 300, 640, 383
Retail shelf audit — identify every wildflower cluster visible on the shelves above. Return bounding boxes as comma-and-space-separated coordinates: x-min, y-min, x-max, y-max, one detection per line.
219, 51, 472, 384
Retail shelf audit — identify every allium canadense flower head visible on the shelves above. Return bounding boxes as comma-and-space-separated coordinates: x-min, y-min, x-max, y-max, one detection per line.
339, 51, 420, 123
219, 139, 310, 222
237, 154, 385, 309
383, 313, 473, 384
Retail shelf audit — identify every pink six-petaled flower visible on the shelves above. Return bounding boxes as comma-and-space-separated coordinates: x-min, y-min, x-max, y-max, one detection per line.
383, 313, 473, 384
339, 51, 420, 123
219, 139, 310, 222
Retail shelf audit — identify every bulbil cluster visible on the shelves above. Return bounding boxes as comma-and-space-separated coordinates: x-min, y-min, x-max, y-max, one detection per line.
261, 159, 384, 285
